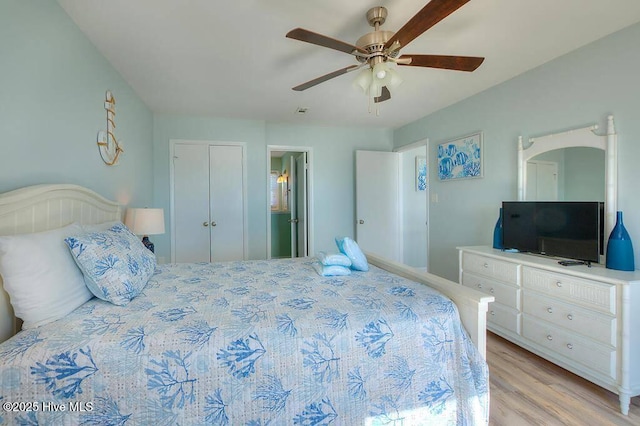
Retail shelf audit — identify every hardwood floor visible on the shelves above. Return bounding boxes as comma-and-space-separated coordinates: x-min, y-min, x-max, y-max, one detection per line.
487, 332, 640, 425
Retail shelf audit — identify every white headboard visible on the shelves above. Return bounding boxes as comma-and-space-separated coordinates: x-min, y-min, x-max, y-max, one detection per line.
0, 184, 122, 343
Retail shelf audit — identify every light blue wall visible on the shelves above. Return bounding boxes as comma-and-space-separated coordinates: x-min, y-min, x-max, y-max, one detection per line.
394, 22, 640, 281
153, 116, 393, 262
271, 212, 292, 258
0, 0, 153, 206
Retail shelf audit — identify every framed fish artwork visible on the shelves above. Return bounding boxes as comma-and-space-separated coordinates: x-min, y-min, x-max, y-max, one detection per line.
437, 132, 483, 181
415, 156, 427, 191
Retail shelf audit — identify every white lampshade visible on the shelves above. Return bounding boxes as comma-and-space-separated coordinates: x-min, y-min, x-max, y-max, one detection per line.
369, 80, 383, 98
387, 67, 403, 88
353, 61, 403, 103
125, 208, 165, 236
353, 68, 372, 93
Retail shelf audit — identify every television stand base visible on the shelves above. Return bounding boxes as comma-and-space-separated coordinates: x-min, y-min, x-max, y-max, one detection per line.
558, 259, 591, 267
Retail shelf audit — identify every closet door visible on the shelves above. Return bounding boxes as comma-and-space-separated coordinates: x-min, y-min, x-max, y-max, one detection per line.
173, 144, 211, 263
209, 145, 245, 261
355, 150, 400, 261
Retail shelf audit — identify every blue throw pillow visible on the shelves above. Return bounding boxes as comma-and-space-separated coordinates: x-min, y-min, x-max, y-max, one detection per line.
335, 236, 369, 271
312, 261, 351, 277
316, 251, 352, 267
65, 222, 156, 305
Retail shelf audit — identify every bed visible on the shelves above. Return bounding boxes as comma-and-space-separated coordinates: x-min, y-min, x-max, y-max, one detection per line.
0, 184, 493, 425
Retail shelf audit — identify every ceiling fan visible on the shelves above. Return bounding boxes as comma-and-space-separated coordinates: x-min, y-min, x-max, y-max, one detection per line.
286, 0, 484, 104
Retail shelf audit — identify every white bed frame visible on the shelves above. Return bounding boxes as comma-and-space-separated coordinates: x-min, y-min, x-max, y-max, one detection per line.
0, 184, 493, 358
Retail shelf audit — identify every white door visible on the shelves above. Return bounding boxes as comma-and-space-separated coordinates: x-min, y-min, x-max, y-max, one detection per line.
172, 142, 246, 263
295, 152, 308, 257
527, 160, 558, 200
210, 145, 245, 261
289, 155, 297, 256
173, 144, 211, 263
355, 150, 400, 261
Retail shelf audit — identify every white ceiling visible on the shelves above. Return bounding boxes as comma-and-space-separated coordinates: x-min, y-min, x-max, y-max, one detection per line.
57, 0, 640, 129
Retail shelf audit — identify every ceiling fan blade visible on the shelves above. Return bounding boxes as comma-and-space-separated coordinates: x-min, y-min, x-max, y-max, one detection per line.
385, 0, 471, 50
374, 86, 391, 103
287, 28, 367, 55
399, 54, 484, 71
292, 64, 361, 91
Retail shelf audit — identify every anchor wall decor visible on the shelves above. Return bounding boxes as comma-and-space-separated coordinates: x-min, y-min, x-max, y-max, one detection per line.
97, 90, 123, 165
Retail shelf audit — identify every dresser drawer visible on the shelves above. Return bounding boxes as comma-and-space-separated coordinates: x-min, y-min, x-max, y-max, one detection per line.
523, 291, 616, 346
462, 252, 520, 284
522, 267, 615, 315
462, 272, 520, 309
488, 302, 521, 335
522, 315, 616, 380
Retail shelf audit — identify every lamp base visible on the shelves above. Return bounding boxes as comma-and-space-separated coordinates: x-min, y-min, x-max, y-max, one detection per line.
141, 236, 155, 253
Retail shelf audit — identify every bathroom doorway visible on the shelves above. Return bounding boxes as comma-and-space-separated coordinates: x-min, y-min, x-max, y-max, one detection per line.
266, 146, 314, 259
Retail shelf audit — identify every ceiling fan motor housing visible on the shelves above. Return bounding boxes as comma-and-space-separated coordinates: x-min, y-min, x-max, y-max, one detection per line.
356, 7, 399, 65
366, 6, 387, 27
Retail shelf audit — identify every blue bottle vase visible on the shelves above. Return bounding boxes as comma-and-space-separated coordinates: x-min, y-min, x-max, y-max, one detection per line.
606, 211, 635, 271
493, 207, 504, 250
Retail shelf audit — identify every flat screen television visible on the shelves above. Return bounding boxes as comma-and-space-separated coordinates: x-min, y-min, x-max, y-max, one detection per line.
502, 201, 604, 263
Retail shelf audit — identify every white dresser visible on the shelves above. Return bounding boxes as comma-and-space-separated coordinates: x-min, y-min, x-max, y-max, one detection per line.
458, 246, 640, 415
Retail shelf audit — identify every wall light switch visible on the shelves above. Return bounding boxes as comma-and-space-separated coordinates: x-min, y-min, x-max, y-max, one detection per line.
431, 193, 439, 203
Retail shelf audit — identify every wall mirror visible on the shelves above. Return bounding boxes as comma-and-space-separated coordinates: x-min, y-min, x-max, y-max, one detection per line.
517, 115, 617, 242
525, 147, 605, 202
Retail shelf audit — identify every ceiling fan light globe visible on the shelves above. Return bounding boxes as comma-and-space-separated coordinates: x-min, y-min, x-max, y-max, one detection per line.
353, 69, 373, 93
387, 67, 403, 88
372, 62, 388, 81
369, 81, 383, 98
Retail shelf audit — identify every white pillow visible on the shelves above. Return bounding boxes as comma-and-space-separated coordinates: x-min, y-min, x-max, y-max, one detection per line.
0, 223, 93, 329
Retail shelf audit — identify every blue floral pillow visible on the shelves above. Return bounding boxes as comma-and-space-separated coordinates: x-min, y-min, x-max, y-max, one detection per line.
65, 222, 156, 305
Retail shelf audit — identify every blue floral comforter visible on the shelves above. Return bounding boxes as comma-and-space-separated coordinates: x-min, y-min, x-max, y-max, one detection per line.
0, 258, 488, 425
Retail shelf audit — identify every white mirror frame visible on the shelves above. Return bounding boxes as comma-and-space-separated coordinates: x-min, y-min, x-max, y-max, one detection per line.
517, 115, 617, 246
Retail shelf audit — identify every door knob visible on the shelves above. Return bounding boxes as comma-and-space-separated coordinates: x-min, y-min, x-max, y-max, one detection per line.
211, 221, 217, 227
359, 219, 364, 224
203, 222, 209, 227
288, 218, 299, 223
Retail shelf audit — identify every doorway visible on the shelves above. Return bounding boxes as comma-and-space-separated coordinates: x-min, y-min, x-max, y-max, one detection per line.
355, 141, 429, 271
266, 146, 314, 259
396, 141, 429, 271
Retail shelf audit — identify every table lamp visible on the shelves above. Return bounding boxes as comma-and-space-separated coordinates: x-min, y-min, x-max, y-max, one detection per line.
124, 208, 165, 253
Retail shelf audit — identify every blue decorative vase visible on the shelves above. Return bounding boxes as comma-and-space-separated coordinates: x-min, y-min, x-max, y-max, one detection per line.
493, 207, 504, 249
606, 211, 635, 271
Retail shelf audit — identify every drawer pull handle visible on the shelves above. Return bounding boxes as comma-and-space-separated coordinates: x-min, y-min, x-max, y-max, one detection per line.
547, 335, 553, 341
567, 343, 573, 350
556, 281, 562, 287
567, 314, 573, 321
547, 307, 553, 314
489, 288, 495, 294
483, 263, 489, 268
477, 284, 482, 289
490, 311, 495, 316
